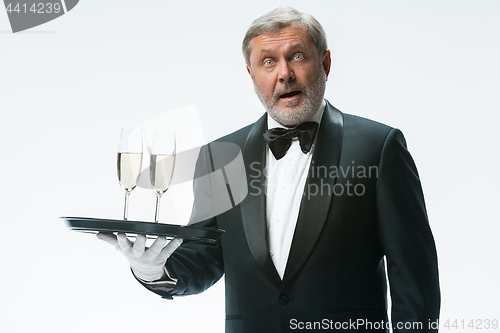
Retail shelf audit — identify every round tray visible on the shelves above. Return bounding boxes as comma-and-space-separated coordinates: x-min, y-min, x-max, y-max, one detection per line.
61, 217, 224, 243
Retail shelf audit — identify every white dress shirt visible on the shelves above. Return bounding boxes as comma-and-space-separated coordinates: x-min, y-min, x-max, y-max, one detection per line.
265, 100, 326, 279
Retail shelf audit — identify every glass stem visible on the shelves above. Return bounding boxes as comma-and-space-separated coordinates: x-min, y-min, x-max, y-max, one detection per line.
154, 193, 162, 223
123, 191, 130, 220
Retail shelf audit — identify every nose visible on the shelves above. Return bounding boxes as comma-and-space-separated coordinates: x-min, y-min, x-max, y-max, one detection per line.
278, 62, 295, 83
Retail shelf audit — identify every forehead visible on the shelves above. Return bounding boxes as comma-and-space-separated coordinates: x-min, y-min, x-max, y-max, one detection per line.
250, 25, 315, 57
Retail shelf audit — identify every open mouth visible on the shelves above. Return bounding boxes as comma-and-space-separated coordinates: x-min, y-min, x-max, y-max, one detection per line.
279, 90, 301, 99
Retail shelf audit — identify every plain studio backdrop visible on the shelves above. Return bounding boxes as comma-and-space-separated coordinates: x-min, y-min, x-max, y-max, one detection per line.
1, 1, 499, 332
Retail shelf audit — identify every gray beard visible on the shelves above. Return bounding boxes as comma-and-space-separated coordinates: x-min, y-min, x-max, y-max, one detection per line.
254, 70, 327, 127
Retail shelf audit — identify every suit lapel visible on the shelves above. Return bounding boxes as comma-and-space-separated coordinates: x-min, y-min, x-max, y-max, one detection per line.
240, 113, 282, 286
282, 101, 344, 285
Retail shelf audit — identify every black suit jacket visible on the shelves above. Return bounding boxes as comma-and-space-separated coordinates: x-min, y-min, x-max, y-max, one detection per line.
139, 101, 440, 332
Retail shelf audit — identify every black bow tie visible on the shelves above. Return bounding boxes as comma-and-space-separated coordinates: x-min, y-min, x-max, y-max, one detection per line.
263, 122, 318, 160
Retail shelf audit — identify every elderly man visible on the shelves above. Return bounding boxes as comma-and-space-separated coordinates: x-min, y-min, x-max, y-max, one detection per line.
98, 6, 440, 333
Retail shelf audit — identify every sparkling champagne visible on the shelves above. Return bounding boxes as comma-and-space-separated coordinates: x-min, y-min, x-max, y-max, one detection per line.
150, 154, 175, 195
117, 152, 143, 192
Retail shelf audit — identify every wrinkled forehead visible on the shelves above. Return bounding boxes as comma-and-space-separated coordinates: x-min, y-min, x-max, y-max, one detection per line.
249, 25, 316, 57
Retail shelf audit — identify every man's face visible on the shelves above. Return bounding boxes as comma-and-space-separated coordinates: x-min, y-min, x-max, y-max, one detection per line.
247, 25, 331, 127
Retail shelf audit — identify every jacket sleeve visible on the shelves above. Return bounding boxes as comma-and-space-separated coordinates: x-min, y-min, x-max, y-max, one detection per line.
376, 128, 440, 332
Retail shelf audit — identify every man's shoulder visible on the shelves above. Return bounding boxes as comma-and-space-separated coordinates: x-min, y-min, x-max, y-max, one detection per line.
212, 122, 256, 147
326, 103, 402, 151
342, 112, 394, 135
326, 101, 394, 137
339, 111, 407, 152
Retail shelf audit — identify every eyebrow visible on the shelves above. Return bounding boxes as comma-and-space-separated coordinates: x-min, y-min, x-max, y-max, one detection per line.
258, 43, 309, 56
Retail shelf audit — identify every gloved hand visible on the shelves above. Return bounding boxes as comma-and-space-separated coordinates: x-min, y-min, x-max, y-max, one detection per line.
97, 232, 183, 282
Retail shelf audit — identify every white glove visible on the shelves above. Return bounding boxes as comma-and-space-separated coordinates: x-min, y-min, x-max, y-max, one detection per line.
97, 232, 183, 282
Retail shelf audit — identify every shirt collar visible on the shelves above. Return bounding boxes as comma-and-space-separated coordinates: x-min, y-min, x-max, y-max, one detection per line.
267, 99, 326, 130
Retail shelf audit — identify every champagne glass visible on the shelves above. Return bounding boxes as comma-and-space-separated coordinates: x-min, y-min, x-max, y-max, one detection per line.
117, 128, 143, 220
150, 131, 176, 223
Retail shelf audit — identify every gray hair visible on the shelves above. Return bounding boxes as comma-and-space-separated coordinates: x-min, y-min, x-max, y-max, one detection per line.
242, 6, 328, 66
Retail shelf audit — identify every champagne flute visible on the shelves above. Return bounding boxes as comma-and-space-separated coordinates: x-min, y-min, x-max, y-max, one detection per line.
150, 131, 176, 223
117, 128, 143, 220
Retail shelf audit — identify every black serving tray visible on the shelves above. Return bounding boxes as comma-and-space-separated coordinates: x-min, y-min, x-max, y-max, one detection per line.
61, 217, 224, 243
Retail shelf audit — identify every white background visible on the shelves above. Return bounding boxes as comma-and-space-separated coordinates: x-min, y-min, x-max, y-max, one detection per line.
1, 1, 499, 332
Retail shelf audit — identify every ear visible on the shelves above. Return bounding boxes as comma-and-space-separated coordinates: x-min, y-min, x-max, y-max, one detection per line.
246, 65, 254, 81
322, 49, 331, 79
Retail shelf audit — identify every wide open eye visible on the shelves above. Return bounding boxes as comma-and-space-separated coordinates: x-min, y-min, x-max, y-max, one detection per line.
264, 59, 275, 66
293, 54, 304, 61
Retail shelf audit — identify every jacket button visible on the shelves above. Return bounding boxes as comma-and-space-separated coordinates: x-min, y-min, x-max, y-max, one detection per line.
278, 294, 289, 305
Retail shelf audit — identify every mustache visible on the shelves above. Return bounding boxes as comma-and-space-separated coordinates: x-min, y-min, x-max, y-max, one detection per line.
273, 83, 307, 100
